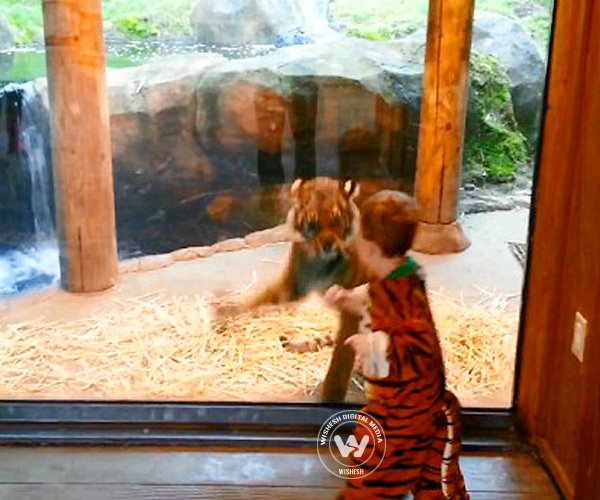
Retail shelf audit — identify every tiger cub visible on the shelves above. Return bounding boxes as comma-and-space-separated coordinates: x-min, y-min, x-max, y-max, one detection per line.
216, 177, 372, 402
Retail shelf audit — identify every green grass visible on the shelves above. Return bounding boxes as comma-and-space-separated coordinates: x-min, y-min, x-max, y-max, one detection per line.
0, 0, 197, 44
1, 0, 553, 47
101, 0, 196, 38
330, 0, 429, 40
330, 0, 553, 51
1, 1, 43, 44
113, 16, 160, 39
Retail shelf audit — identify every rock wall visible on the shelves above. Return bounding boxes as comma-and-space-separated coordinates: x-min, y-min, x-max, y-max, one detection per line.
19, 12, 544, 256
30, 38, 422, 256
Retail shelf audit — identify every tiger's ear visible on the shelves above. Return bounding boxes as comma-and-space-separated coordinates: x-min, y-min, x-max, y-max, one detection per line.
343, 179, 360, 200
291, 178, 304, 198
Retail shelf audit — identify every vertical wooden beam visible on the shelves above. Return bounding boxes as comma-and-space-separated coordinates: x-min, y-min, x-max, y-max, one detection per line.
412, 0, 474, 254
42, 0, 118, 292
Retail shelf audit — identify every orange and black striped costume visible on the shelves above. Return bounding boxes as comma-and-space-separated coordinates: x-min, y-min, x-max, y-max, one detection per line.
340, 258, 469, 499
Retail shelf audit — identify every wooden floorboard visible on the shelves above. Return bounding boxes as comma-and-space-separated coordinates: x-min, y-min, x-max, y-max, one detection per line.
0, 485, 561, 500
0, 448, 560, 499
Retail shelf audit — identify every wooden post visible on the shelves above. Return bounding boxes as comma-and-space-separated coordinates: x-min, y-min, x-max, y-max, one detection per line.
412, 0, 474, 254
42, 0, 118, 292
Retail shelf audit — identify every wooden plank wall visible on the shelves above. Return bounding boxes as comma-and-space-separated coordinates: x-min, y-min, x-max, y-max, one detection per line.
517, 0, 600, 498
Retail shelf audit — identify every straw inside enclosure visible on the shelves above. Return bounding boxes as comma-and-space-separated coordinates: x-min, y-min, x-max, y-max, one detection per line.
0, 289, 518, 404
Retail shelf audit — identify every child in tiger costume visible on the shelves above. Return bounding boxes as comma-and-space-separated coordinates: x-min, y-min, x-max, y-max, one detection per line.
324, 190, 469, 500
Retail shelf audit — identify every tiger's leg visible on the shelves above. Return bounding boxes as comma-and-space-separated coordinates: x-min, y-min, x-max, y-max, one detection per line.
212, 272, 292, 319
212, 250, 302, 320
414, 393, 469, 499
321, 311, 359, 402
321, 271, 370, 402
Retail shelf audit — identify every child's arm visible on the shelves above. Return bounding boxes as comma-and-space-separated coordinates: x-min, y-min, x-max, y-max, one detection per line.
322, 284, 368, 317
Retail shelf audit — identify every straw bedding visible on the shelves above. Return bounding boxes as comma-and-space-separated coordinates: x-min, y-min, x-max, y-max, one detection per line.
0, 288, 518, 404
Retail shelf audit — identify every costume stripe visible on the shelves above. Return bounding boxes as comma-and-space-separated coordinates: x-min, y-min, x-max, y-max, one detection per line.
339, 274, 468, 500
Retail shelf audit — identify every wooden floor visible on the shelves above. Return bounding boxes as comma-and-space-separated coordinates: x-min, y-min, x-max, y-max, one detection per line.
0, 447, 560, 499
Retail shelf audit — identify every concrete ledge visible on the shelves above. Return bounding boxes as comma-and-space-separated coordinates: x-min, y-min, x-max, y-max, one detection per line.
118, 224, 290, 275
412, 221, 471, 255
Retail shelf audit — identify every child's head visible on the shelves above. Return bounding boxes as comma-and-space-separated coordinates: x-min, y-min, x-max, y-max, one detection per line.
357, 190, 419, 260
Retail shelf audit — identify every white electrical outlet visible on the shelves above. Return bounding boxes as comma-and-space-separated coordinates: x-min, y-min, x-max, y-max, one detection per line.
572, 311, 588, 363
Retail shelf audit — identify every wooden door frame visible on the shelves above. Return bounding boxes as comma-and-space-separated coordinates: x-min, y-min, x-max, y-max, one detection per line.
514, 0, 600, 497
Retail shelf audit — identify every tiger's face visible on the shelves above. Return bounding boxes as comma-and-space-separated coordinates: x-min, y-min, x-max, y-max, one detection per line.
288, 177, 360, 262
285, 177, 362, 293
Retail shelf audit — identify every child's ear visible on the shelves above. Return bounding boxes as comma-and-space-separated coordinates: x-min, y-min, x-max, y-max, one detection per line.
343, 179, 360, 200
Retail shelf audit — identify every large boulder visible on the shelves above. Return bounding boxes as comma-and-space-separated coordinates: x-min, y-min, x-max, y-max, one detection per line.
191, 0, 339, 46
36, 53, 226, 190
402, 12, 546, 149
21, 15, 544, 256
194, 37, 423, 186
107, 53, 225, 189
186, 38, 424, 247
108, 53, 230, 254
471, 12, 546, 148
191, 0, 306, 45
34, 53, 233, 255
0, 15, 13, 51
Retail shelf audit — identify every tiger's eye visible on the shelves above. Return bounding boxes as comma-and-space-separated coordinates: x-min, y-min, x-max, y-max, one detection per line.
303, 221, 320, 238
330, 217, 341, 229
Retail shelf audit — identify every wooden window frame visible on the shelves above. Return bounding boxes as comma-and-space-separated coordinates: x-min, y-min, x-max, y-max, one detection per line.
0, 401, 517, 449
0, 0, 558, 451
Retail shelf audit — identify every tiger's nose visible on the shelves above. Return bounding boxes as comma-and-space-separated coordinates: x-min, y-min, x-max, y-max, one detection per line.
321, 241, 341, 261
322, 238, 339, 253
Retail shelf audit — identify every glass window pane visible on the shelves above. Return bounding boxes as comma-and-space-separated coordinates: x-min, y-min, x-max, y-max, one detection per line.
0, 0, 554, 408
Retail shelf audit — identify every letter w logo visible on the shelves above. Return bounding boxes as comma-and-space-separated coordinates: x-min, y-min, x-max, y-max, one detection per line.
333, 435, 369, 458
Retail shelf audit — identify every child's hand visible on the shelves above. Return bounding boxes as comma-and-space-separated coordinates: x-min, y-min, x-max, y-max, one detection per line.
323, 284, 367, 316
345, 331, 389, 379
322, 284, 346, 311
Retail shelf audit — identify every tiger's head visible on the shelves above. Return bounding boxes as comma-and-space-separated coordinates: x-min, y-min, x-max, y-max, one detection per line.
287, 177, 361, 265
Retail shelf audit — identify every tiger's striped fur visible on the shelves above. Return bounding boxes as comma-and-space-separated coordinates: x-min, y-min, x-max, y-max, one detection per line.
214, 177, 373, 402
339, 266, 469, 500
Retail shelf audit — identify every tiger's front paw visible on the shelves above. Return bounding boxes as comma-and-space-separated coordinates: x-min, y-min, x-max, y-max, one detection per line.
211, 301, 247, 323
280, 334, 334, 353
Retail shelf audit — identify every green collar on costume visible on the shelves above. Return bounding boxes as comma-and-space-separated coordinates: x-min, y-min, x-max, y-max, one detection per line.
386, 256, 419, 280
